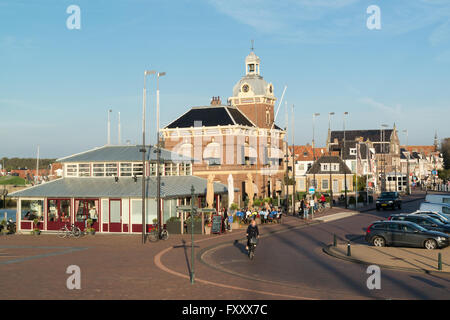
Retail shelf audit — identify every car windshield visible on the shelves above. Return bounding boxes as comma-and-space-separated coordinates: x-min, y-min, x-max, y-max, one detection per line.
381, 192, 396, 198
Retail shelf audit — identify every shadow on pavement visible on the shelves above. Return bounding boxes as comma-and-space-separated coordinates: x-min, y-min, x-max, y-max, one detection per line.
409, 275, 446, 289
344, 234, 365, 244
233, 239, 248, 256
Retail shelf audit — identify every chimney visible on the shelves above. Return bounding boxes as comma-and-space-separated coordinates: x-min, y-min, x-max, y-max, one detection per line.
210, 96, 221, 106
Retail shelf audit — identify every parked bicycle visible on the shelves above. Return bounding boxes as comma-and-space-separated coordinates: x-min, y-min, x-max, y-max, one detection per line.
57, 223, 82, 238
148, 224, 169, 242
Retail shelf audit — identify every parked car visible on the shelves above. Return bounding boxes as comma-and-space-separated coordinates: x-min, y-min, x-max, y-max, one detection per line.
365, 220, 449, 250
376, 192, 402, 210
419, 202, 450, 216
388, 214, 450, 234
425, 194, 450, 205
409, 210, 450, 224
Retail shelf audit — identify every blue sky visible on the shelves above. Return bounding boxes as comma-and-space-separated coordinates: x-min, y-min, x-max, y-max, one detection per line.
1, 0, 449, 158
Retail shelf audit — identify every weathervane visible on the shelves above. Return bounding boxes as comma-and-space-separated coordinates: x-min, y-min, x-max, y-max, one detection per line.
251, 40, 254, 52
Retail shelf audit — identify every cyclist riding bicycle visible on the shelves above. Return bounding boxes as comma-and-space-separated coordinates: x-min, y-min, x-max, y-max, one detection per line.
245, 219, 259, 251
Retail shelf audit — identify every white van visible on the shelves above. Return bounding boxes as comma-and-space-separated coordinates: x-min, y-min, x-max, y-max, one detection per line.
420, 202, 450, 216
425, 194, 450, 205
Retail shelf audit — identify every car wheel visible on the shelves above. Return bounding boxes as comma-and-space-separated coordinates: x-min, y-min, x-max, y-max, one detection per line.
372, 236, 386, 247
424, 239, 438, 250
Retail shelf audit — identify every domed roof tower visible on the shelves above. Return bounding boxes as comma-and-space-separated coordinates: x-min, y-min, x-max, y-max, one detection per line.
229, 49, 276, 129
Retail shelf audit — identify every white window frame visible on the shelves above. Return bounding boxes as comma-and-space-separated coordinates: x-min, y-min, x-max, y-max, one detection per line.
78, 163, 91, 177
322, 179, 329, 191
120, 163, 132, 177
93, 163, 105, 177
105, 163, 118, 177
66, 164, 78, 177
132, 163, 143, 176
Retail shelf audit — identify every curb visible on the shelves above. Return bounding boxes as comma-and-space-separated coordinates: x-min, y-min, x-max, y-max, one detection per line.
322, 244, 450, 276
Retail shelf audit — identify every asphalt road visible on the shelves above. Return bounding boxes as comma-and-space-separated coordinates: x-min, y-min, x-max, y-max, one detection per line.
203, 199, 450, 299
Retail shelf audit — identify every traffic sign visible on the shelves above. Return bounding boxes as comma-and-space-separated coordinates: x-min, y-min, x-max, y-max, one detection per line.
309, 187, 315, 195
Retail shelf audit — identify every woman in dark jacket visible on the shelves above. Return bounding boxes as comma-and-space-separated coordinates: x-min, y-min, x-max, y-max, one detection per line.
246, 219, 259, 250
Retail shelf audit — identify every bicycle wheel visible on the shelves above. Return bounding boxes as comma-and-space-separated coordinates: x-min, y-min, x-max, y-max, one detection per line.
248, 248, 254, 260
72, 227, 82, 238
57, 227, 67, 238
148, 231, 159, 242
161, 229, 169, 241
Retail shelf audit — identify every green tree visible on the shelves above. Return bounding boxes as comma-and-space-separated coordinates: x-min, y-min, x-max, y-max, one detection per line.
441, 138, 450, 170
353, 175, 367, 192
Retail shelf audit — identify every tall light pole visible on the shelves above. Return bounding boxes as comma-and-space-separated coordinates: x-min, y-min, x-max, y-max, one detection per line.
156, 71, 166, 234
118, 112, 121, 145
141, 70, 156, 244
291, 104, 296, 215
107, 109, 112, 145
343, 112, 349, 208
328, 112, 334, 208
312, 113, 320, 190
381, 124, 389, 192
403, 129, 411, 195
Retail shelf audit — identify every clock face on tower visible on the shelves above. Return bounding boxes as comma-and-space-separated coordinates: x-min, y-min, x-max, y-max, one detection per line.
242, 84, 249, 93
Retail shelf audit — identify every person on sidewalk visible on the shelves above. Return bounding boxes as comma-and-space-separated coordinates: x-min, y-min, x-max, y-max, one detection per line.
228, 213, 233, 231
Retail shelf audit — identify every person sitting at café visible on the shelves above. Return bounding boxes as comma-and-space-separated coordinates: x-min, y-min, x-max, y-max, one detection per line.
259, 208, 266, 223
236, 209, 244, 222
269, 208, 278, 222
245, 208, 252, 223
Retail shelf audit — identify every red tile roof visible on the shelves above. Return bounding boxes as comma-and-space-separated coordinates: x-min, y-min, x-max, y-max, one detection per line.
289, 145, 339, 161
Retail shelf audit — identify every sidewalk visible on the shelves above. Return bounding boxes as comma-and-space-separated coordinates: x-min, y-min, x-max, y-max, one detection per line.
324, 243, 450, 274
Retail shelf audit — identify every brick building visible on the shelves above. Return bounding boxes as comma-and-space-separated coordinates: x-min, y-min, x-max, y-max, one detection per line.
161, 50, 287, 206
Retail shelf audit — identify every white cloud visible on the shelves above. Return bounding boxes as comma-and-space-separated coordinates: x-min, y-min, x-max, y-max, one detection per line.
207, 0, 450, 44
359, 97, 402, 116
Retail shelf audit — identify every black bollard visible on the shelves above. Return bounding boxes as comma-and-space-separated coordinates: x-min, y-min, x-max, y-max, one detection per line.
333, 234, 337, 247
347, 241, 351, 256
438, 253, 442, 271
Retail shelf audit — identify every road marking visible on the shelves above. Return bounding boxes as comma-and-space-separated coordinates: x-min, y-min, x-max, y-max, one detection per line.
154, 245, 316, 300
0, 246, 88, 265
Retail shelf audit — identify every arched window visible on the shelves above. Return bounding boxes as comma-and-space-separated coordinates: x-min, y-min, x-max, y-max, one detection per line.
173, 143, 192, 162
203, 142, 221, 166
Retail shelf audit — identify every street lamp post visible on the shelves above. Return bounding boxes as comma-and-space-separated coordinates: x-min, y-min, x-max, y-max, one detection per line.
381, 124, 389, 192
312, 113, 320, 190
140, 70, 156, 244
156, 71, 166, 235
292, 104, 296, 215
328, 112, 335, 208
343, 112, 349, 209
107, 109, 112, 145
403, 129, 411, 195
284, 143, 289, 214
190, 185, 196, 284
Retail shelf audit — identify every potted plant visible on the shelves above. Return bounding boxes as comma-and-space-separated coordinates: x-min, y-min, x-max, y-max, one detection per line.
0, 219, 8, 235
204, 221, 211, 235
166, 216, 182, 234
32, 218, 41, 235
84, 219, 95, 235
231, 214, 240, 230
